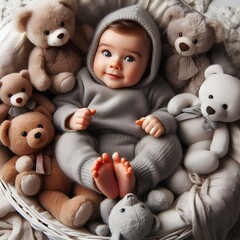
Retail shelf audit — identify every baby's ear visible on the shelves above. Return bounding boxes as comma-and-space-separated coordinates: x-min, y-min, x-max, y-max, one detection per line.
13, 8, 32, 32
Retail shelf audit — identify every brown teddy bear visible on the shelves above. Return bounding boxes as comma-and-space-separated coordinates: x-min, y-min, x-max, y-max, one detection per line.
12, 0, 93, 93
0, 107, 103, 228
162, 5, 224, 95
0, 69, 55, 124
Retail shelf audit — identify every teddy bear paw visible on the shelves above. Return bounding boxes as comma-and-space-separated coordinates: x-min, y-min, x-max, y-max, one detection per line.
53, 73, 76, 93
73, 200, 93, 227
18, 174, 42, 196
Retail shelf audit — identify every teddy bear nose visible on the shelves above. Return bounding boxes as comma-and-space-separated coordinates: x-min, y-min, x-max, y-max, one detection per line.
34, 132, 42, 139
16, 98, 23, 104
57, 33, 65, 39
179, 42, 190, 52
206, 106, 215, 115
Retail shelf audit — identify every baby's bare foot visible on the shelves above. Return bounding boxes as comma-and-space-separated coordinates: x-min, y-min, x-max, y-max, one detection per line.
92, 153, 119, 199
112, 152, 136, 198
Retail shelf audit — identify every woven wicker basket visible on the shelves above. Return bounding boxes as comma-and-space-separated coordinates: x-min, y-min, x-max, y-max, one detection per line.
0, 179, 192, 240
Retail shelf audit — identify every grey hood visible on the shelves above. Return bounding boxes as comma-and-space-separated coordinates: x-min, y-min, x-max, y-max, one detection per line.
86, 5, 161, 88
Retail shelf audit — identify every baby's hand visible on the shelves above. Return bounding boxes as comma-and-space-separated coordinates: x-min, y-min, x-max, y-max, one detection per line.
67, 108, 96, 130
135, 115, 165, 138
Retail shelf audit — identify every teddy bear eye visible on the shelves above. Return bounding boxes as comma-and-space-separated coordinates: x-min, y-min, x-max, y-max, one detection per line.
120, 208, 125, 213
21, 131, 28, 137
208, 95, 213, 99
192, 39, 198, 44
7, 93, 13, 98
44, 30, 50, 35
21, 88, 26, 92
178, 32, 183, 37
141, 205, 145, 208
60, 21, 65, 27
222, 104, 228, 110
38, 124, 43, 128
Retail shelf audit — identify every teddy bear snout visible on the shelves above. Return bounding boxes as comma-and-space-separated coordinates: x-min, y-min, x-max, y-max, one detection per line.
10, 92, 28, 107
206, 106, 215, 115
47, 29, 70, 47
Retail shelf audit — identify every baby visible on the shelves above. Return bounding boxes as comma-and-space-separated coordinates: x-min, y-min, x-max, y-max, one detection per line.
53, 5, 182, 199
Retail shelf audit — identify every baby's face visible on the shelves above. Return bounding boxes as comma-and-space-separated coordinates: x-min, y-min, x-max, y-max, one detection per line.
93, 28, 150, 89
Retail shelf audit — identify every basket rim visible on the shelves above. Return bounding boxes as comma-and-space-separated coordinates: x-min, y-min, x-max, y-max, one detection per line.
0, 179, 192, 240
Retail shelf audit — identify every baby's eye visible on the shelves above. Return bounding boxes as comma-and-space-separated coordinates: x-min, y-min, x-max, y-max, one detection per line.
124, 56, 135, 62
102, 50, 111, 57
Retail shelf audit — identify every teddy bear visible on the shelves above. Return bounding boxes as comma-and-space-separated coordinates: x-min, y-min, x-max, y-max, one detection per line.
12, 0, 93, 94
161, 5, 224, 96
88, 187, 174, 240
0, 107, 103, 228
167, 64, 240, 175
0, 69, 55, 124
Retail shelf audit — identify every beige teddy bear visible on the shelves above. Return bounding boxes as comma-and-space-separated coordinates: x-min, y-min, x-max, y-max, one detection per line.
13, 0, 92, 93
162, 5, 224, 96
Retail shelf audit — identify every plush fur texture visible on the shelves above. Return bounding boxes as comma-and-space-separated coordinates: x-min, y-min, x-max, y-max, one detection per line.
12, 0, 92, 93
162, 5, 224, 96
168, 64, 240, 174
0, 107, 103, 228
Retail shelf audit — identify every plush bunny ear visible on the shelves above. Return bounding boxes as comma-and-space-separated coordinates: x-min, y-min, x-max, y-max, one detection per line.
162, 5, 185, 26
12, 8, 32, 32
204, 64, 224, 78
0, 120, 11, 147
58, 0, 78, 14
206, 18, 225, 43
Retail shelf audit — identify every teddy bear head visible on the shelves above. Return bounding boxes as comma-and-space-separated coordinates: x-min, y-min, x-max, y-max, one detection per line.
0, 107, 55, 156
104, 193, 160, 240
0, 70, 33, 107
13, 0, 77, 48
199, 64, 240, 122
163, 5, 224, 57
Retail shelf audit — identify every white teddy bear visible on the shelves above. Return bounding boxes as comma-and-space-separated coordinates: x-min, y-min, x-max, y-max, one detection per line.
168, 64, 240, 174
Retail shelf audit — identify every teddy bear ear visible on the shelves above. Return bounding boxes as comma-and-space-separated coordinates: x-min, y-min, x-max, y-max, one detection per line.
162, 5, 185, 27
19, 69, 30, 80
204, 64, 224, 78
58, 0, 78, 14
0, 120, 11, 147
151, 215, 161, 233
34, 106, 52, 120
206, 18, 225, 43
13, 8, 32, 32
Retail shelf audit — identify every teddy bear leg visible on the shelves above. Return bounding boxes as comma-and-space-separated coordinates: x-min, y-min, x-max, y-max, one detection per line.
164, 166, 193, 195
39, 190, 94, 228
51, 73, 76, 93
184, 150, 219, 174
15, 171, 42, 196
73, 184, 104, 221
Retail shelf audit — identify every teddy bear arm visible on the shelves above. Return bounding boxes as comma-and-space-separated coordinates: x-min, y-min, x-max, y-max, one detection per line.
31, 93, 56, 113
28, 47, 51, 91
0, 156, 18, 184
210, 124, 229, 157
110, 230, 121, 240
0, 104, 10, 124
167, 93, 200, 115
